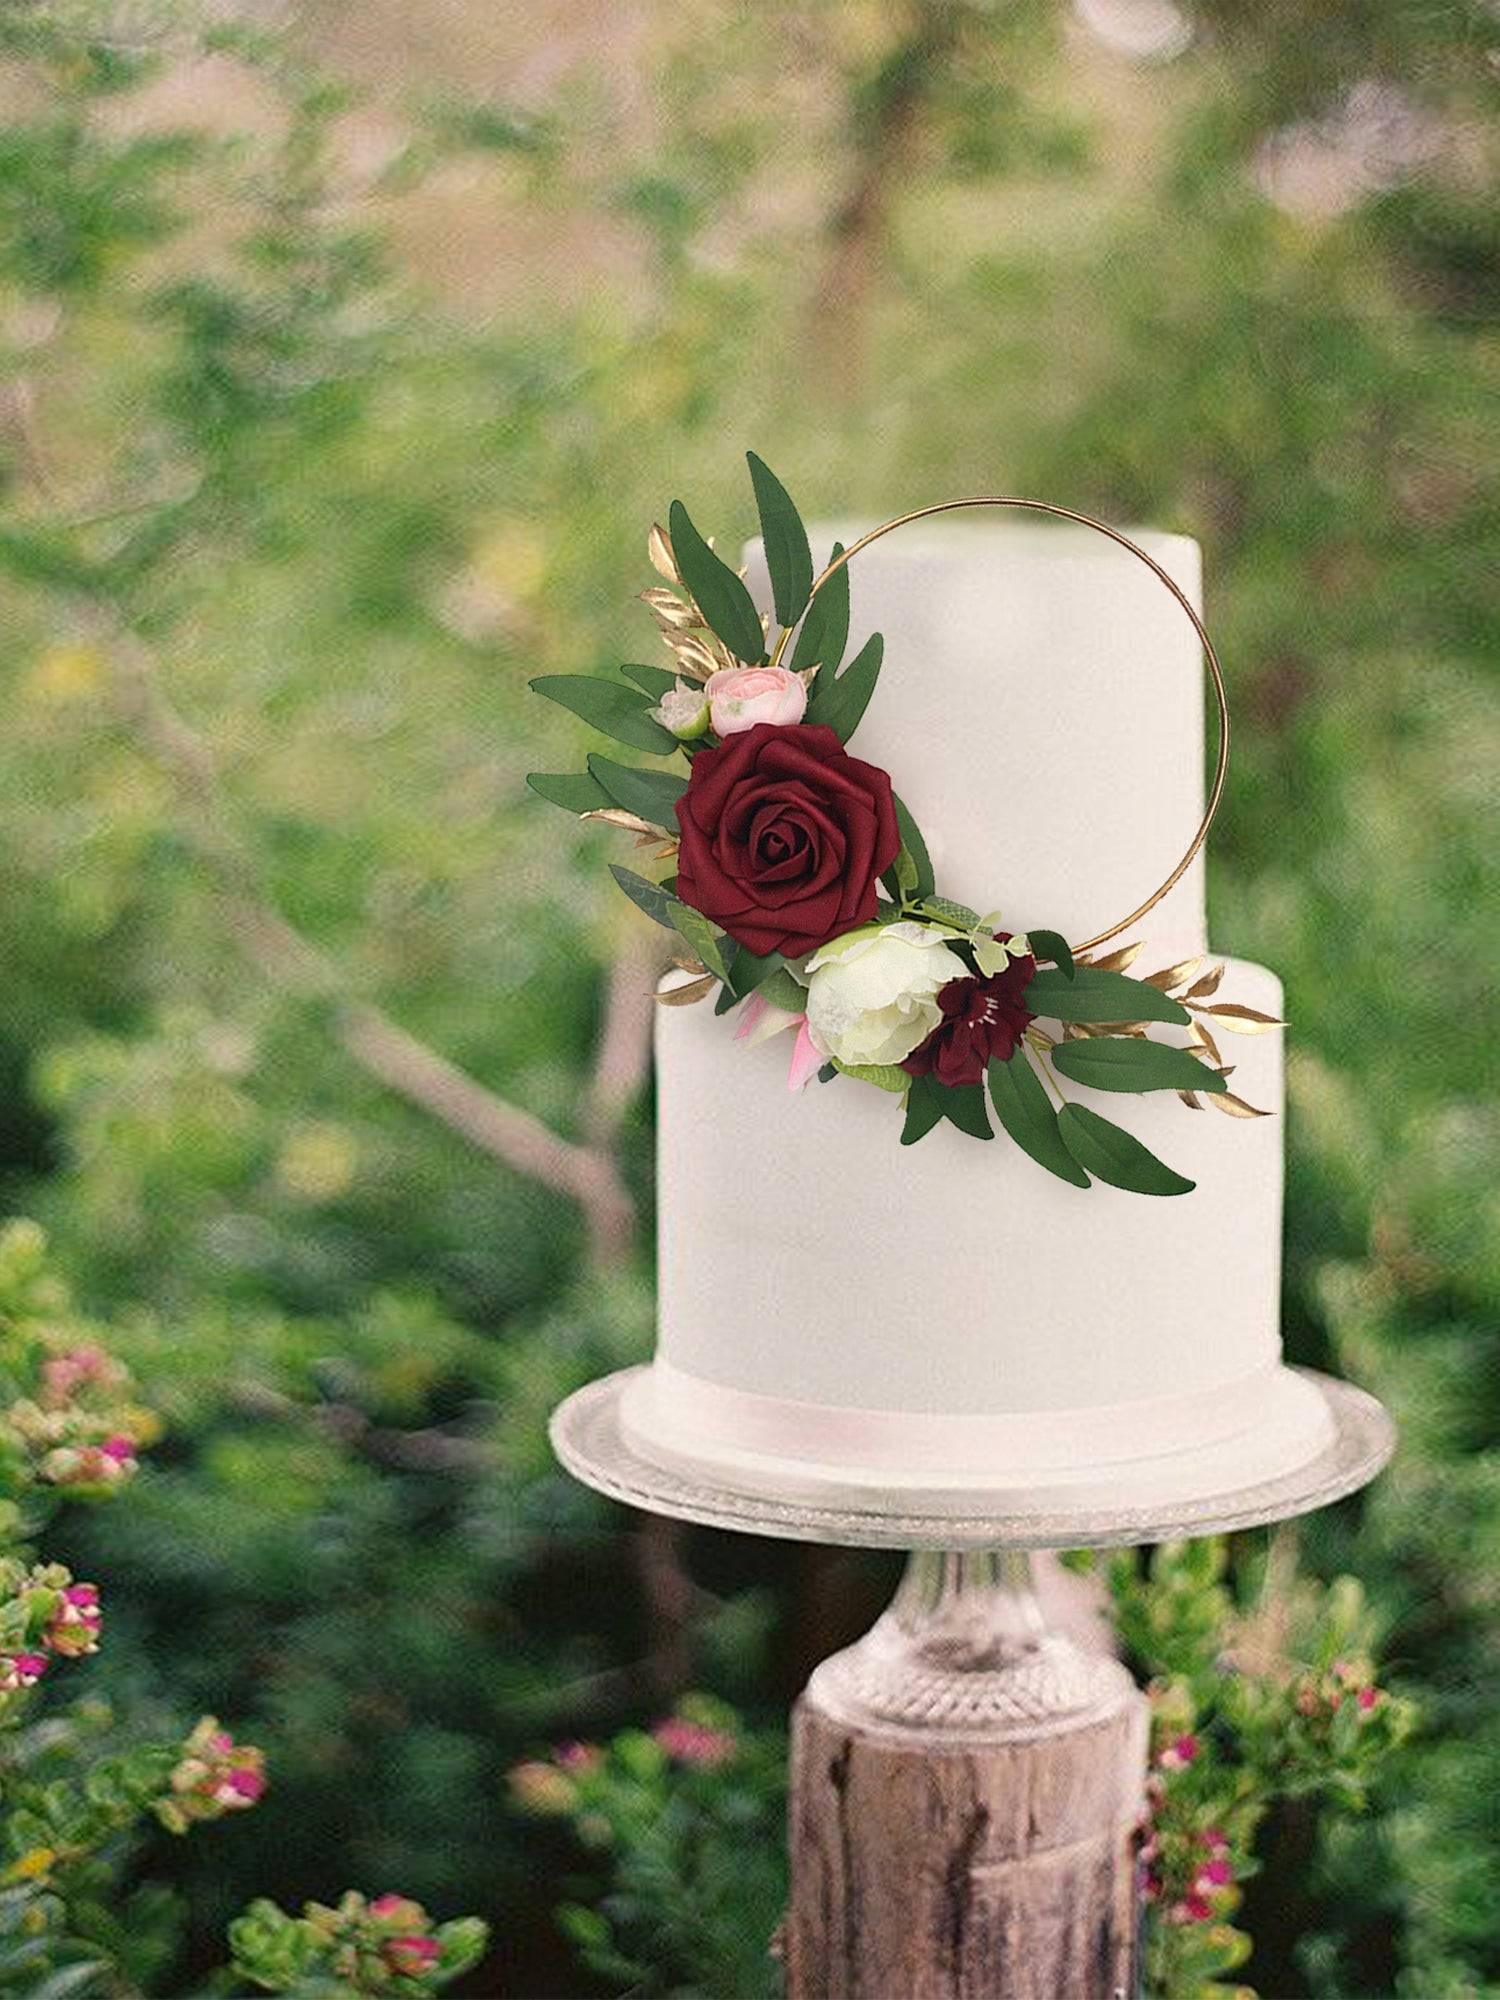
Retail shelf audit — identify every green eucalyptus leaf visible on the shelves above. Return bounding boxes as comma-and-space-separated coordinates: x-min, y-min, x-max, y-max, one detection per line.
1057, 1103, 1196, 1196
526, 769, 613, 814
746, 451, 813, 627
1027, 928, 1075, 979
940, 1080, 993, 1140
807, 630, 882, 743
1051, 1037, 1228, 1094
618, 662, 680, 698
790, 541, 849, 677
1025, 965, 1189, 1025
609, 865, 681, 930
668, 902, 732, 983
900, 1073, 944, 1145
531, 674, 678, 754
987, 1054, 1091, 1188
668, 499, 766, 663
818, 1063, 838, 1084
832, 1057, 909, 1093
586, 754, 687, 824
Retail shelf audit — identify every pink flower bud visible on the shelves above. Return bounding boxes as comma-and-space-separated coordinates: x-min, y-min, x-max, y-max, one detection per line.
371, 1894, 427, 1927
651, 1716, 738, 1767
1357, 1685, 1382, 1713
1157, 1732, 1199, 1770
0, 1652, 49, 1690
553, 1741, 602, 1773
385, 1934, 442, 1976
705, 665, 807, 736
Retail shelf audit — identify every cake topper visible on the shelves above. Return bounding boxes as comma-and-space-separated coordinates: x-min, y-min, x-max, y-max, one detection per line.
528, 457, 1283, 1195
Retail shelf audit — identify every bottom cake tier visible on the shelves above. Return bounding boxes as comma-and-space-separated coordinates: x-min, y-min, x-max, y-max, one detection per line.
629, 954, 1334, 1509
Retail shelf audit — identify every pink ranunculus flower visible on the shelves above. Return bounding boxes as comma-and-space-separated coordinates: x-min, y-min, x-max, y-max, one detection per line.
705, 664, 807, 737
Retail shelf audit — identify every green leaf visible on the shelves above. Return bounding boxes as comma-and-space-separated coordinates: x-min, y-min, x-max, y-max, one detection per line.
818, 1063, 838, 1084
746, 451, 813, 628
618, 662, 680, 699
1027, 928, 1074, 979
891, 793, 934, 899
900, 1073, 944, 1146
1057, 1103, 1196, 1196
732, 948, 789, 997
755, 967, 809, 1014
531, 675, 678, 754
1025, 965, 1189, 1025
609, 865, 681, 930
586, 754, 687, 824
1051, 1037, 1228, 1094
891, 846, 918, 895
807, 631, 882, 742
987, 1054, 1091, 1187
526, 769, 614, 814
832, 1057, 909, 1093
790, 541, 849, 676
668, 902, 732, 983
940, 1081, 993, 1140
922, 896, 980, 927
668, 499, 766, 663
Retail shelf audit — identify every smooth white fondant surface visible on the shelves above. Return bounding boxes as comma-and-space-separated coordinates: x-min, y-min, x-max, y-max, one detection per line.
655, 955, 1284, 1413
745, 522, 1208, 961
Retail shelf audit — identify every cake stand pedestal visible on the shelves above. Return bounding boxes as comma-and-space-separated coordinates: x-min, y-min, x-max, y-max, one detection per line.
783, 1548, 1143, 2000
552, 1368, 1393, 1999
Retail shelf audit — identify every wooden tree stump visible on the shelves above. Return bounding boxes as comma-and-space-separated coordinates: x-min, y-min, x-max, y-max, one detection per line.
783, 1551, 1147, 2000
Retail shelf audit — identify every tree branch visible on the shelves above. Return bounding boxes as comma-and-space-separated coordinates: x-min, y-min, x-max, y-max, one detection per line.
98, 619, 639, 1268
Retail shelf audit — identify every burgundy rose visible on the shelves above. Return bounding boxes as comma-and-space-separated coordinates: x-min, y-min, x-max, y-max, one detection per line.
901, 945, 1037, 1087
673, 724, 900, 958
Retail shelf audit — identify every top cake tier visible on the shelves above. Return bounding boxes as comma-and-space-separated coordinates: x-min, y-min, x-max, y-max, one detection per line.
743, 522, 1207, 961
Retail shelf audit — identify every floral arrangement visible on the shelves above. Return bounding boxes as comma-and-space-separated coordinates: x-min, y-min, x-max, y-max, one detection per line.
530, 456, 1280, 1196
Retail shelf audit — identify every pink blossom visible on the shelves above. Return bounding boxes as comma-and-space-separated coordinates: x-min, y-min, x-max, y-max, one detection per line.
553, 1740, 602, 1773
1168, 1893, 1213, 1925
371, 1894, 427, 1927
385, 1935, 442, 1975
40, 1344, 117, 1406
1195, 1857, 1233, 1890
651, 1716, 737, 1767
705, 665, 807, 737
47, 1581, 102, 1657
0, 1653, 49, 1690
1157, 1733, 1199, 1770
1357, 1685, 1382, 1713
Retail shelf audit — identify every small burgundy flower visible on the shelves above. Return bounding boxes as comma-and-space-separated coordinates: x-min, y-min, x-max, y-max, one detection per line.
901, 945, 1037, 1087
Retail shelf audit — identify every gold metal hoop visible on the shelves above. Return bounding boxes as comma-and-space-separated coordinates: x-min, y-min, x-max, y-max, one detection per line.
765, 497, 1228, 956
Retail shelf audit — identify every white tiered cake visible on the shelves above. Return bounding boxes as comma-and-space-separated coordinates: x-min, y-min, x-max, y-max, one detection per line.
619, 524, 1335, 1514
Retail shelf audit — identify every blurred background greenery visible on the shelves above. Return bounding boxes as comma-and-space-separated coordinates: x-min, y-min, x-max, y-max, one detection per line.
0, 0, 1494, 1993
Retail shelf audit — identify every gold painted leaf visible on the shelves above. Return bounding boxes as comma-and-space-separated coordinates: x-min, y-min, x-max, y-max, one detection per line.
669, 952, 708, 976
1186, 1018, 1224, 1066
1209, 1090, 1273, 1118
1088, 941, 1144, 973
1206, 1003, 1287, 1033
667, 635, 722, 682
582, 807, 671, 838
1145, 957, 1203, 992
648, 522, 680, 583
1178, 1090, 1202, 1109
639, 587, 700, 631
655, 973, 716, 1007
1186, 963, 1226, 1000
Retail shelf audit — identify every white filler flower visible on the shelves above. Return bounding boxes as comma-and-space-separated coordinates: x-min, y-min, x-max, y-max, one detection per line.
803, 922, 966, 1070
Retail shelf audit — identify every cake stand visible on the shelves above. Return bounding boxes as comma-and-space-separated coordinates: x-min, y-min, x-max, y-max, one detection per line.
552, 1365, 1394, 1998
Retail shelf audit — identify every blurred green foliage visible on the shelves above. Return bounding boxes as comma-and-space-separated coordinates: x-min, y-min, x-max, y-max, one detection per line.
0, 0, 1494, 1992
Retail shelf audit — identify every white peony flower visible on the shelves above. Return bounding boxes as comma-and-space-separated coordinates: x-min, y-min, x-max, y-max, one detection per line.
650, 680, 711, 740
803, 922, 966, 1070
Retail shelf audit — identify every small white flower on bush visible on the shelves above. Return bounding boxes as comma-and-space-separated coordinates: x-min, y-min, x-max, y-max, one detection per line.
804, 922, 966, 1069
